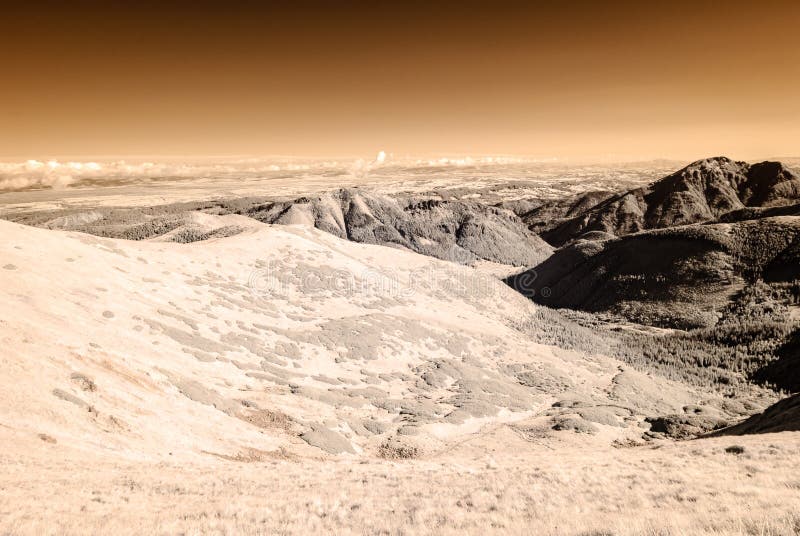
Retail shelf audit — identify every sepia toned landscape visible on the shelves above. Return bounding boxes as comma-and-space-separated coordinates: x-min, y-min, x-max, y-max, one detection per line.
3, 156, 800, 534
1, 2, 799, 535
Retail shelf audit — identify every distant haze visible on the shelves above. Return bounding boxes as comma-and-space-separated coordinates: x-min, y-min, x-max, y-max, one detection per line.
1, 1, 798, 160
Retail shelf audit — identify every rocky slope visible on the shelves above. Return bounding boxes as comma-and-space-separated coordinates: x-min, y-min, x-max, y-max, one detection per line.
234, 188, 553, 266
3, 188, 553, 267
538, 157, 800, 246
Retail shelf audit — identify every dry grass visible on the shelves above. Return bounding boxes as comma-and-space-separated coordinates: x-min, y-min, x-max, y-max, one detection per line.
2, 433, 799, 535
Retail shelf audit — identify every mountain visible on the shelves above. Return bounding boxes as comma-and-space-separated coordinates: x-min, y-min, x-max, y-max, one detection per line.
499, 190, 616, 235
507, 217, 800, 329
539, 157, 800, 246
4, 172, 799, 534
234, 188, 553, 266
0, 217, 732, 462
3, 188, 554, 268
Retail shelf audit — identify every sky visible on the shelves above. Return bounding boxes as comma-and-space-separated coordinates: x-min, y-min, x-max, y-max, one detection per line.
1, 1, 798, 161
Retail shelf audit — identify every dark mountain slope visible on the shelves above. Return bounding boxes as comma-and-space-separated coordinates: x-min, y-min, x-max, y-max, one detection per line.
712, 394, 800, 435
752, 329, 800, 393
507, 217, 800, 329
540, 157, 800, 246
499, 190, 616, 235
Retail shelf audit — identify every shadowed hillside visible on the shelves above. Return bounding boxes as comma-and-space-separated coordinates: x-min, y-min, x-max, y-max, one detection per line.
508, 217, 800, 329
712, 394, 800, 435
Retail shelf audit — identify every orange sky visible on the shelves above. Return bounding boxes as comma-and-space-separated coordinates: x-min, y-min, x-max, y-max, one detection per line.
1, 1, 798, 160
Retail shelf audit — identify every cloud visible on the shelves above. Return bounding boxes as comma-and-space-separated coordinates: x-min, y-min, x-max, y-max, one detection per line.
0, 154, 559, 192
0, 158, 320, 192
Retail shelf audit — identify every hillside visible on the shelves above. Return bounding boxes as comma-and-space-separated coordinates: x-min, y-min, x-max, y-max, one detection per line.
4, 188, 554, 268
2, 217, 799, 535
500, 189, 616, 235
713, 394, 800, 435
3, 188, 800, 535
538, 157, 800, 246
0, 217, 731, 462
507, 217, 800, 328
235, 188, 554, 266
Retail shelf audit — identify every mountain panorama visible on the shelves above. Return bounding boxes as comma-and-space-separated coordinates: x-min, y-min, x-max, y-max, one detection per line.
2, 155, 800, 534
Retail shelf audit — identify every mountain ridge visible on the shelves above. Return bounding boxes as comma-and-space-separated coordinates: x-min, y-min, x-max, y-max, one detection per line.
539, 157, 800, 246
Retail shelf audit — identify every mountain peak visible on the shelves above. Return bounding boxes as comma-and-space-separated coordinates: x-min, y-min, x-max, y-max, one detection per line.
539, 157, 800, 246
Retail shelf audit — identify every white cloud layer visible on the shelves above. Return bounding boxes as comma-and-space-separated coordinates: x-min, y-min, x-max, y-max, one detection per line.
0, 154, 567, 192
0, 158, 324, 191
